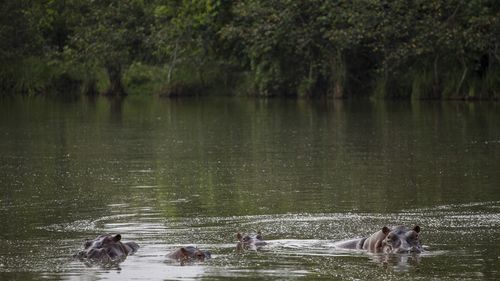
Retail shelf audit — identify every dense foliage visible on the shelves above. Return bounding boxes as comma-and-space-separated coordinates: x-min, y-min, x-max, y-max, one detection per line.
0, 0, 499, 99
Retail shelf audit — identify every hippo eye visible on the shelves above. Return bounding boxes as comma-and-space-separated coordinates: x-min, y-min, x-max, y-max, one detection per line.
408, 232, 418, 239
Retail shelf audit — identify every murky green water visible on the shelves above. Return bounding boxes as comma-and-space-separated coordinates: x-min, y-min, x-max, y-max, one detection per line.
0, 96, 499, 280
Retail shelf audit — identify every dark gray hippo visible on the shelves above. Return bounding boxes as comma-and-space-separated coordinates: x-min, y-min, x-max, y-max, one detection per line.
334, 225, 423, 253
236, 232, 267, 251
166, 246, 211, 265
381, 225, 423, 254
75, 234, 139, 262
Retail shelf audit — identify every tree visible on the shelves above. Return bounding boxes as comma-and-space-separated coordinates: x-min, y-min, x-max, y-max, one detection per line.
220, 0, 330, 96
66, 0, 153, 96
152, 0, 227, 95
0, 0, 39, 93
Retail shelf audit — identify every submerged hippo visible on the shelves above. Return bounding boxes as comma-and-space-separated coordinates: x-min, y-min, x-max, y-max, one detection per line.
236, 232, 267, 250
166, 246, 211, 264
334, 225, 423, 253
381, 225, 423, 254
75, 234, 139, 262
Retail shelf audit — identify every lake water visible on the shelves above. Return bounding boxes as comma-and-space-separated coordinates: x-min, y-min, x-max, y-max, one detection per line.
0, 96, 499, 280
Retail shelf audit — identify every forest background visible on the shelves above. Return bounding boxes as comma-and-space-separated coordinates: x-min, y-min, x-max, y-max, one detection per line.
1, 0, 499, 99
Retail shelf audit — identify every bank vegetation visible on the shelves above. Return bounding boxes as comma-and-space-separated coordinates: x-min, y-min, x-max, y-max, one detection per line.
1, 0, 499, 99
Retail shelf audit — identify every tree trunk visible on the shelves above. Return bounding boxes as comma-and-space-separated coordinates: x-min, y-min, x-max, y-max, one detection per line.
330, 54, 346, 99
105, 65, 126, 97
455, 59, 468, 98
493, 43, 500, 64
167, 39, 179, 84
432, 55, 441, 98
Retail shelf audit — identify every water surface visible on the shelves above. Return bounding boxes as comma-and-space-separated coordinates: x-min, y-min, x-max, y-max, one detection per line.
0, 97, 499, 280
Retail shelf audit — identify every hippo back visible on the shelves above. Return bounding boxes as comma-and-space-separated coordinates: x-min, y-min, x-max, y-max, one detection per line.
334, 225, 423, 254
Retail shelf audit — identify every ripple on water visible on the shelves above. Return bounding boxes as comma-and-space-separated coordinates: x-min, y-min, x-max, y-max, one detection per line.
38, 213, 139, 233
8, 201, 498, 280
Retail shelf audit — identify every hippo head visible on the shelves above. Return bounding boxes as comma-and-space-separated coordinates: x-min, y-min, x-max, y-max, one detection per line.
236, 232, 267, 250
382, 226, 423, 254
178, 246, 211, 261
76, 234, 139, 262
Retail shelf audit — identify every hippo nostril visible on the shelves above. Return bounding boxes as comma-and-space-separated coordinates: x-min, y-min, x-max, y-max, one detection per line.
75, 251, 86, 258
383, 245, 393, 253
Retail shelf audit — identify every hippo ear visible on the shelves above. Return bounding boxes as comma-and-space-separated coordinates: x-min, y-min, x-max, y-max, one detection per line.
413, 225, 421, 233
382, 226, 390, 235
180, 247, 188, 257
113, 234, 122, 242
237, 233, 243, 241
84, 240, 92, 248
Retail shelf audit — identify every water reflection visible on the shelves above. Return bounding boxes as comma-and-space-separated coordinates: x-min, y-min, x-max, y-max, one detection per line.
1, 204, 499, 280
368, 253, 421, 272
0, 97, 499, 280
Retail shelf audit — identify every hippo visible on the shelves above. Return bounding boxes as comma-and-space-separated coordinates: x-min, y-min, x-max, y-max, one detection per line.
166, 246, 211, 265
381, 225, 423, 254
75, 234, 139, 262
236, 232, 267, 251
334, 225, 423, 254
